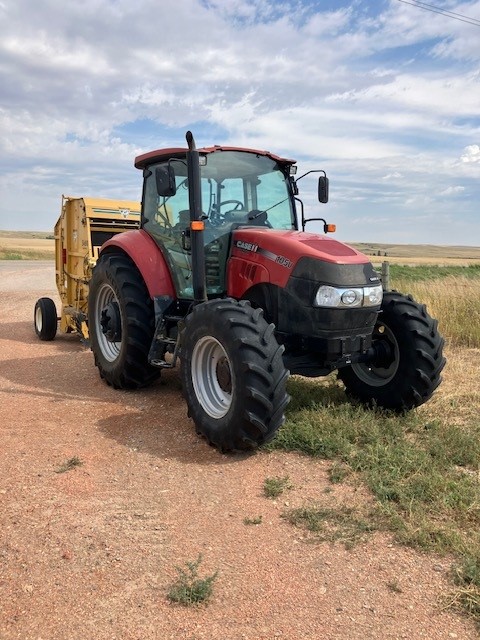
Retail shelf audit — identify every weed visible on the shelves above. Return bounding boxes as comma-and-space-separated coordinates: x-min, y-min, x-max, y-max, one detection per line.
387, 580, 403, 594
283, 505, 376, 548
263, 475, 292, 499
243, 515, 263, 525
443, 586, 480, 621
167, 555, 218, 607
55, 456, 83, 474
453, 555, 480, 589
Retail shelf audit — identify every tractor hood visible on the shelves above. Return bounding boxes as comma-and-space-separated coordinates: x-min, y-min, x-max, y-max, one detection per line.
232, 227, 369, 268
230, 228, 373, 289
232, 228, 368, 265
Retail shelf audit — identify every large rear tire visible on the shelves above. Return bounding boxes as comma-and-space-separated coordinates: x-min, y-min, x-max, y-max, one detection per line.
180, 299, 289, 452
338, 291, 445, 410
34, 297, 57, 341
88, 253, 160, 389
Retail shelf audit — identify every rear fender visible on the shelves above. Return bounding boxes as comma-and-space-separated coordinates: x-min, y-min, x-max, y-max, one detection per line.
100, 229, 175, 299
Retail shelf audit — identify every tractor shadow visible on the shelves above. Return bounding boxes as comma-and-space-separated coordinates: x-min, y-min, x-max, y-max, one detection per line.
96, 367, 256, 465
0, 320, 84, 352
0, 334, 252, 465
286, 374, 349, 412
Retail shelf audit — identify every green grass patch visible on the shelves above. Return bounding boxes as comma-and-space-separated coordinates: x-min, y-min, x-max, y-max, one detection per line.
387, 264, 480, 283
263, 475, 292, 498
0, 248, 54, 260
283, 505, 376, 549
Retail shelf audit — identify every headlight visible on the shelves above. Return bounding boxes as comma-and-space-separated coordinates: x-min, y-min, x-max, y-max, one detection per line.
364, 285, 383, 306
341, 289, 362, 306
314, 284, 383, 308
314, 285, 341, 307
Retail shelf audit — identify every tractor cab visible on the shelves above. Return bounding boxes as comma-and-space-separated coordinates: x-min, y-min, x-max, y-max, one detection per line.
137, 147, 298, 299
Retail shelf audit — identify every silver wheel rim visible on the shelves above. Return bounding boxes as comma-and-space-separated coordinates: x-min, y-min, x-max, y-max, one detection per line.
35, 306, 43, 332
94, 283, 121, 362
351, 324, 399, 387
191, 336, 233, 419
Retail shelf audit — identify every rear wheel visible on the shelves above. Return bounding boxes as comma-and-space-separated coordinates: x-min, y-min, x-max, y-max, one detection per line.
180, 298, 289, 452
34, 297, 57, 341
338, 291, 445, 410
88, 253, 160, 389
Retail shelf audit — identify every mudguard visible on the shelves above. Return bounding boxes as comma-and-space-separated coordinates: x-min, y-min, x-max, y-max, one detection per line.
100, 229, 175, 299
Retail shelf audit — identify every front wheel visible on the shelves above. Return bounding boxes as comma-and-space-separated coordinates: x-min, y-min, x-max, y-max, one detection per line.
338, 291, 445, 411
180, 299, 290, 452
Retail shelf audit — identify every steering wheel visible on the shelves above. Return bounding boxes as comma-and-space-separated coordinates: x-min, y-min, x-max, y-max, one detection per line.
218, 200, 244, 211
248, 209, 272, 228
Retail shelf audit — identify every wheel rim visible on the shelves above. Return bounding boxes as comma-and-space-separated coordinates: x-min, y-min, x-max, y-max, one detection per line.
35, 306, 43, 332
94, 283, 122, 362
351, 323, 400, 387
191, 336, 233, 419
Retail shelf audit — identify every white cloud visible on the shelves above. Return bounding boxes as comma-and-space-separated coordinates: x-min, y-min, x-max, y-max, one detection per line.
461, 145, 480, 163
382, 172, 403, 180
440, 186, 466, 196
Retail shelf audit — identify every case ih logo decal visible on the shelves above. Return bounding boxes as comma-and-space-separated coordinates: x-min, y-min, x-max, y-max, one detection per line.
236, 240, 259, 253
235, 240, 293, 269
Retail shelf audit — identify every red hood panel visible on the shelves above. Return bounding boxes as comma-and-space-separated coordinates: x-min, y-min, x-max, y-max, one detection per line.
232, 228, 368, 265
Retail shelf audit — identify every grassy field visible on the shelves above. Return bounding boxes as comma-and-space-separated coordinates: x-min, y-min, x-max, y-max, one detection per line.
268, 263, 480, 626
353, 242, 480, 266
0, 231, 55, 260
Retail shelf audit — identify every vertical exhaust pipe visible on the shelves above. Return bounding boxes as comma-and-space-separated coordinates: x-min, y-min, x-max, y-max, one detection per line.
186, 131, 208, 305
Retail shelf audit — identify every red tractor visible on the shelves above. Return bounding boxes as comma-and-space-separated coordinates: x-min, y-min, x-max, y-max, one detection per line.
88, 131, 445, 452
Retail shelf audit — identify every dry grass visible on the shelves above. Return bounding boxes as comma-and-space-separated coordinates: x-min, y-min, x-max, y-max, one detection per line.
0, 233, 55, 260
0, 231, 54, 248
394, 276, 480, 348
418, 345, 480, 428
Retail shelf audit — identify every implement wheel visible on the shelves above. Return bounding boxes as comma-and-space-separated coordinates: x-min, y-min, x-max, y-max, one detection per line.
34, 297, 57, 341
88, 253, 160, 389
180, 298, 289, 452
338, 291, 445, 410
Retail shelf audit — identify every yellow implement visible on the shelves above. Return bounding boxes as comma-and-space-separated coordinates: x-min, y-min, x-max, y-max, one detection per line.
35, 196, 140, 341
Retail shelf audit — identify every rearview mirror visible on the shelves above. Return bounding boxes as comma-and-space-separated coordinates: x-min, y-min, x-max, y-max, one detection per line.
318, 175, 329, 203
156, 165, 176, 197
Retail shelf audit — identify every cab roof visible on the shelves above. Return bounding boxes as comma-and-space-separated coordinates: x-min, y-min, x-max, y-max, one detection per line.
134, 145, 296, 170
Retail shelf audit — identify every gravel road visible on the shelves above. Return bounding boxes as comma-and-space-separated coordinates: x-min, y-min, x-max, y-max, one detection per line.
0, 260, 55, 292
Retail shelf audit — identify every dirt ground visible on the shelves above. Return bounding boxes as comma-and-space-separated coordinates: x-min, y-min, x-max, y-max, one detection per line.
0, 261, 477, 640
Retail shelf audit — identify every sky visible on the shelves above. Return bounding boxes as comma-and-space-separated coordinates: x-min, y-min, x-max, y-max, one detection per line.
0, 0, 479, 246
